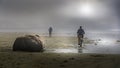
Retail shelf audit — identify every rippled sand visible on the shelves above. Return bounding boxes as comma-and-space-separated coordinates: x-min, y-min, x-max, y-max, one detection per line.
0, 52, 120, 68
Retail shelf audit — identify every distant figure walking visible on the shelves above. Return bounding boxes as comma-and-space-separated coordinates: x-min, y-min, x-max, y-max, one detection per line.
77, 26, 85, 47
48, 27, 53, 37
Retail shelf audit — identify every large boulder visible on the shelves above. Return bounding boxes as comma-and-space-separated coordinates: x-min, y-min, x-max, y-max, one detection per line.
13, 35, 44, 52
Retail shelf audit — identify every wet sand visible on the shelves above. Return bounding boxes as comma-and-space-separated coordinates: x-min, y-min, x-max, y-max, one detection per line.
0, 32, 120, 68
0, 52, 120, 68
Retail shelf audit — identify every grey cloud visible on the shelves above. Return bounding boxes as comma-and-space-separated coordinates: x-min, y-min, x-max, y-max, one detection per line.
0, 0, 119, 34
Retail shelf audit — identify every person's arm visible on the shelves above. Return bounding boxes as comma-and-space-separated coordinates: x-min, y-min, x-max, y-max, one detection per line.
51, 28, 53, 31
83, 30, 85, 34
77, 29, 79, 34
82, 29, 85, 34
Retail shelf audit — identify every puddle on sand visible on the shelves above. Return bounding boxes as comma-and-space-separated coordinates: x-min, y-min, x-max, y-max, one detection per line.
44, 48, 79, 53
43, 43, 120, 54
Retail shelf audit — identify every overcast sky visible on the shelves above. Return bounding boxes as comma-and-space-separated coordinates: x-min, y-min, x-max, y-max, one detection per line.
0, 0, 120, 36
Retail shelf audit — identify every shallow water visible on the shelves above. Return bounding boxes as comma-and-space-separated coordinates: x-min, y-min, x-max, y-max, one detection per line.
44, 43, 120, 54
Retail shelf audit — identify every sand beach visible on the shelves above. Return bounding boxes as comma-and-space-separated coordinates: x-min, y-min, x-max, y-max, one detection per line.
0, 32, 120, 68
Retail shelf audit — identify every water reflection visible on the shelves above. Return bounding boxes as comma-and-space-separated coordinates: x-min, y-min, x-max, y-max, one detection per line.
44, 48, 78, 53
53, 49, 78, 53
44, 46, 83, 53
78, 48, 83, 53
44, 43, 120, 54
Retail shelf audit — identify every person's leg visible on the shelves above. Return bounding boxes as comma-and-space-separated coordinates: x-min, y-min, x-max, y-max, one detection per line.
49, 31, 50, 37
49, 31, 51, 37
78, 35, 80, 45
80, 35, 84, 47
78, 35, 82, 47
80, 35, 83, 47
80, 39, 82, 47
50, 32, 52, 37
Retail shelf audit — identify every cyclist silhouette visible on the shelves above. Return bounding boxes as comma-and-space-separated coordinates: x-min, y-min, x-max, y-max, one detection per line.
77, 26, 85, 47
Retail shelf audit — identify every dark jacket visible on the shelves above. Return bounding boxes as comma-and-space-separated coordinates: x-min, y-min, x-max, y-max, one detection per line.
49, 27, 53, 33
77, 28, 85, 35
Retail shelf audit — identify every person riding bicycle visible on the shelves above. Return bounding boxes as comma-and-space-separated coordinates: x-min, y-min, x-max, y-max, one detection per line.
77, 26, 85, 47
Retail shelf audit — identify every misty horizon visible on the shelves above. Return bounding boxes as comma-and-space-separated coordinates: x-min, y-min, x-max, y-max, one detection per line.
0, 0, 120, 38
